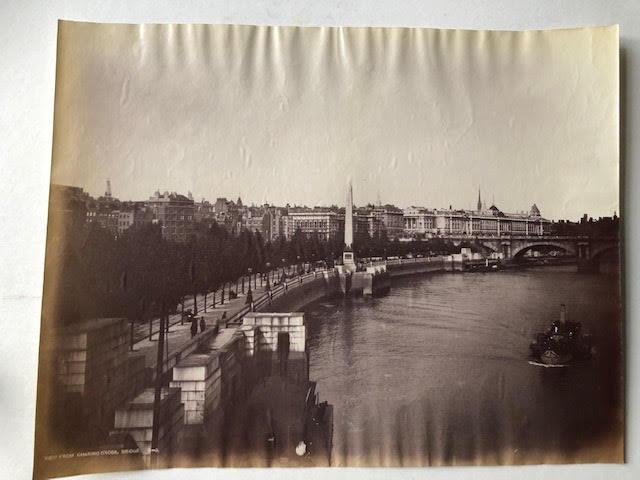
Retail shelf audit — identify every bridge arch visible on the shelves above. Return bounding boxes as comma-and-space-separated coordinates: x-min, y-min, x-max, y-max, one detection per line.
590, 244, 619, 261
511, 241, 577, 258
478, 241, 500, 253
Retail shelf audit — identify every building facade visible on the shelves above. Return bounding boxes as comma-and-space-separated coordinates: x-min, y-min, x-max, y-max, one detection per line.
116, 202, 154, 234
281, 209, 343, 240
403, 203, 550, 237
147, 191, 195, 242
372, 205, 404, 239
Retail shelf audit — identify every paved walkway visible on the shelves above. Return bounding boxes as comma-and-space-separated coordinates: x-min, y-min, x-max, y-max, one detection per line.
131, 275, 272, 342
130, 270, 329, 370
131, 284, 269, 366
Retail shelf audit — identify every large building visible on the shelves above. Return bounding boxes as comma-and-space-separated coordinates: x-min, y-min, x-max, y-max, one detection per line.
116, 202, 154, 234
241, 206, 269, 237
371, 205, 404, 239
86, 206, 120, 234
193, 199, 215, 226
354, 207, 384, 239
147, 191, 195, 242
263, 206, 285, 241
281, 208, 344, 240
403, 202, 550, 237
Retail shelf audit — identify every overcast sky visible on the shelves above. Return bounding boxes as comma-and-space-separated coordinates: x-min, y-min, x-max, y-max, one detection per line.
51, 23, 619, 220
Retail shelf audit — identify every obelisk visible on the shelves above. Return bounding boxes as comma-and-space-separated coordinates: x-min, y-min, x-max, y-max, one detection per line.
345, 182, 353, 250
342, 182, 356, 271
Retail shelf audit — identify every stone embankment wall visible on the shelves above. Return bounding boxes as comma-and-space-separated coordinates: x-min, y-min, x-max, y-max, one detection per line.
118, 313, 309, 464
112, 387, 184, 467
53, 318, 150, 433
386, 257, 446, 277
263, 274, 340, 312
169, 353, 222, 425
241, 312, 306, 353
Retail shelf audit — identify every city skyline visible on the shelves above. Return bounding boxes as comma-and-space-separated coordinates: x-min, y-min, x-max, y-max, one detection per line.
51, 24, 618, 222
63, 179, 615, 222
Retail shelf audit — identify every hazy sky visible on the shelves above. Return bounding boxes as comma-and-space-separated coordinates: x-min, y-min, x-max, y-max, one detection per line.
51, 23, 619, 220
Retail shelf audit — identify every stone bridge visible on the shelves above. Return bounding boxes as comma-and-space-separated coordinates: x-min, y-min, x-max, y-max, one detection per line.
445, 234, 619, 261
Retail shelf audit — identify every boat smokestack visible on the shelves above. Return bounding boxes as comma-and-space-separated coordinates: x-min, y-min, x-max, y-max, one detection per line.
560, 304, 567, 324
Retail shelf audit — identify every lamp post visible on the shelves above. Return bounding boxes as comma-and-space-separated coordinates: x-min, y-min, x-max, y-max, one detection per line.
151, 265, 169, 468
265, 262, 271, 291
246, 267, 253, 310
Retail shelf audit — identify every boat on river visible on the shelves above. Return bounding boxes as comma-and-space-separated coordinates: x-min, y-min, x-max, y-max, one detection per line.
529, 304, 592, 367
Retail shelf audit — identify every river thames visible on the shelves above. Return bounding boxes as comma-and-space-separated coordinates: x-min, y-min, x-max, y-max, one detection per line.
305, 266, 623, 466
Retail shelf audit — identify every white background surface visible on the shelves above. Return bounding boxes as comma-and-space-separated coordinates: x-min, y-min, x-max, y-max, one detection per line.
1, 1, 638, 479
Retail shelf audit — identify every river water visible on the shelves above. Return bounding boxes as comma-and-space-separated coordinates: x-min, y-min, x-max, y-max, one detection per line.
304, 266, 623, 466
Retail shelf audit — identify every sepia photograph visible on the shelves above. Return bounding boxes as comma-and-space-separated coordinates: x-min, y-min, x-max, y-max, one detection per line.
33, 21, 621, 479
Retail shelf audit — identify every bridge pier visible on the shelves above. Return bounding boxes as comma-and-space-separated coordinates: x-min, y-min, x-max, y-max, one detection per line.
577, 242, 590, 260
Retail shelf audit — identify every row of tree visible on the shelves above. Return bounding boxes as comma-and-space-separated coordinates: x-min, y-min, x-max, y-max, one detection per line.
44, 219, 460, 326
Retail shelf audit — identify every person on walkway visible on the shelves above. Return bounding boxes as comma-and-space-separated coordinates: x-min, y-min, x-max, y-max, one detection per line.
200, 316, 206, 333
190, 314, 198, 338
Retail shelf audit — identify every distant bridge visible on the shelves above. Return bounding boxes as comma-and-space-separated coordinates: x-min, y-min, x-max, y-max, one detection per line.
441, 234, 619, 261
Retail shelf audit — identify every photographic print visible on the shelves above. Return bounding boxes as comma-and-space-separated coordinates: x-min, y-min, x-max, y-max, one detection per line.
34, 22, 621, 478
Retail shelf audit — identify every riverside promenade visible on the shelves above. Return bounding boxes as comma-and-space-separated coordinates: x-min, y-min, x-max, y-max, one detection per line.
126, 254, 499, 374
131, 269, 335, 378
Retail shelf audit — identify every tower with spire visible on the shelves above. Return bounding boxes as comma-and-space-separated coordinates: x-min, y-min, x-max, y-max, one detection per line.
477, 187, 482, 211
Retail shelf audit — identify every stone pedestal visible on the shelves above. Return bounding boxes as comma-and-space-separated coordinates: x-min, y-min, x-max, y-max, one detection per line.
54, 318, 149, 429
112, 388, 184, 466
239, 325, 264, 357
342, 251, 357, 273
242, 312, 306, 352
170, 353, 221, 425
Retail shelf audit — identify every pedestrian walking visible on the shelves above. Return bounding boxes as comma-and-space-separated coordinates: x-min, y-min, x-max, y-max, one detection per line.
190, 315, 198, 338
200, 316, 206, 333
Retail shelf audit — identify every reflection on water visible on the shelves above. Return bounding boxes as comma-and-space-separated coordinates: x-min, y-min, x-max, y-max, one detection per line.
305, 267, 622, 466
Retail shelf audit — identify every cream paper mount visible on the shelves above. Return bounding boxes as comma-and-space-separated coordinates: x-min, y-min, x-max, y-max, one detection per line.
34, 22, 621, 479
